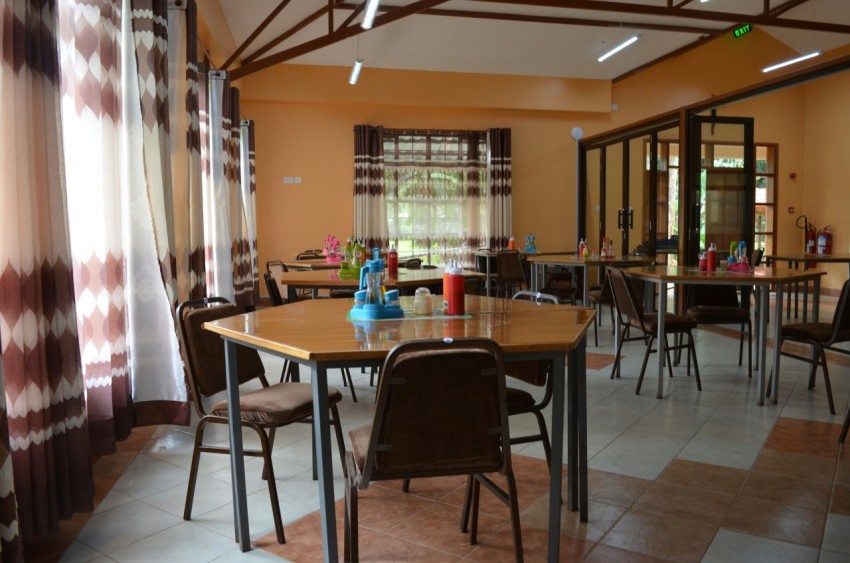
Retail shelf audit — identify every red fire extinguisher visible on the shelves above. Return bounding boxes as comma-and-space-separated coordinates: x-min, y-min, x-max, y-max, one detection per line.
817, 226, 833, 255
806, 224, 817, 255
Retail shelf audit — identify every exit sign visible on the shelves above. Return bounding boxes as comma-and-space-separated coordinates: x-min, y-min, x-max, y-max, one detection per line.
734, 24, 752, 38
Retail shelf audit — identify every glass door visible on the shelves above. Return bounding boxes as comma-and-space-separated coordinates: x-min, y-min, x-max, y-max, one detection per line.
685, 116, 755, 264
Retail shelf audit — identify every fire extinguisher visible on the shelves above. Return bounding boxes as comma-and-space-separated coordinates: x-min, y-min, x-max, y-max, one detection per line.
806, 224, 817, 255
817, 226, 833, 255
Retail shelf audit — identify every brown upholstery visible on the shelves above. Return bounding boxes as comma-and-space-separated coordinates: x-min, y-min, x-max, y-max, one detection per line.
177, 297, 348, 544
587, 260, 646, 347
772, 279, 850, 438
685, 284, 752, 373
344, 338, 523, 562
495, 251, 526, 297
607, 267, 702, 394
264, 272, 284, 306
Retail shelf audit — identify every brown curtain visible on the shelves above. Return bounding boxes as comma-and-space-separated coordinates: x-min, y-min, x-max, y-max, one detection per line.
488, 128, 513, 250
353, 125, 389, 249
1, 0, 94, 548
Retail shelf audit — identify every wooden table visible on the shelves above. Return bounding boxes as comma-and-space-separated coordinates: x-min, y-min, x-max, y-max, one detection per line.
284, 256, 426, 271
204, 295, 594, 561
528, 254, 656, 305
278, 267, 485, 299
624, 265, 826, 405
765, 252, 850, 320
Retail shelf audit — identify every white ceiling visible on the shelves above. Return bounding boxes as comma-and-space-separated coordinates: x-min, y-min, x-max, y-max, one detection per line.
216, 0, 850, 80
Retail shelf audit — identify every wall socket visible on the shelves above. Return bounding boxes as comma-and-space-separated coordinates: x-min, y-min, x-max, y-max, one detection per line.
282, 176, 302, 184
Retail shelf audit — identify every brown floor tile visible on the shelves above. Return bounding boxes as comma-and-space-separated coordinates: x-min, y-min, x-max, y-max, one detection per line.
602, 510, 717, 562
631, 481, 735, 525
584, 468, 652, 508
657, 459, 748, 494
523, 496, 626, 542
740, 470, 832, 512
752, 448, 836, 483
587, 353, 615, 370
831, 483, 850, 517
386, 501, 507, 557
441, 474, 548, 518
353, 483, 436, 532
581, 543, 669, 563
722, 495, 826, 547
376, 474, 468, 502
512, 455, 554, 489
835, 447, 850, 487
256, 511, 344, 562
466, 525, 591, 563
763, 418, 842, 459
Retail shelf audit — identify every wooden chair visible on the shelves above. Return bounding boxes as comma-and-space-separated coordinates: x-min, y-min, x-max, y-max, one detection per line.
176, 297, 348, 544
607, 267, 701, 395
495, 251, 526, 297
344, 338, 523, 562
770, 278, 850, 430
263, 272, 284, 306
586, 260, 645, 346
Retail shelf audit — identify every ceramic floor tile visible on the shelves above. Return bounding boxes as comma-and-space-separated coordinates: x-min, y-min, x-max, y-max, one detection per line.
108, 521, 237, 563
111, 459, 189, 500
702, 529, 818, 563
739, 470, 832, 511
601, 509, 717, 562
751, 448, 836, 483
57, 540, 104, 563
75, 500, 183, 554
631, 481, 736, 525
762, 417, 842, 459
722, 495, 825, 548
657, 459, 748, 494
822, 512, 850, 554
584, 468, 652, 508
580, 543, 668, 562
143, 474, 234, 518
831, 483, 850, 517
465, 525, 590, 563
522, 494, 625, 542
348, 483, 435, 533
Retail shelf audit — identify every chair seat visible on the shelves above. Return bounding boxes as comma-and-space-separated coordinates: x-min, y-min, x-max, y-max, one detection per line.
687, 305, 749, 324
586, 286, 603, 302
211, 382, 343, 425
781, 322, 849, 343
504, 386, 536, 412
539, 285, 576, 303
349, 423, 372, 475
638, 313, 697, 333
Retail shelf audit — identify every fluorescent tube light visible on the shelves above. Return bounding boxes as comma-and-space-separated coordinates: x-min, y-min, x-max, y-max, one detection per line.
598, 36, 639, 62
349, 59, 364, 85
762, 51, 821, 73
361, 0, 380, 30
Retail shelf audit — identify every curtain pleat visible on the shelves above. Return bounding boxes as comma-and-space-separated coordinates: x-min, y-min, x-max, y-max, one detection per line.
240, 120, 260, 304
2, 0, 94, 548
353, 125, 389, 249
488, 128, 513, 250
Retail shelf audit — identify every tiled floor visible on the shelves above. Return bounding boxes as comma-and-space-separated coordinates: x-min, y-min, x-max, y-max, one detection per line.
47, 295, 850, 562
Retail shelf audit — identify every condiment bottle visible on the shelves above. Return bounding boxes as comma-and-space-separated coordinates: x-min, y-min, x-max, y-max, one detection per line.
707, 243, 717, 272
387, 246, 398, 275
446, 267, 465, 315
508, 236, 516, 250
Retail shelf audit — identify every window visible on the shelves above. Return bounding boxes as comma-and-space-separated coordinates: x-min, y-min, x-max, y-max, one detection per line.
383, 130, 487, 266
754, 145, 777, 254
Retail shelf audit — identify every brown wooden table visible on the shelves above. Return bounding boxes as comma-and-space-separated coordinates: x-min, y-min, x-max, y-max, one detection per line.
765, 252, 850, 320
528, 254, 656, 305
624, 265, 826, 405
204, 295, 594, 560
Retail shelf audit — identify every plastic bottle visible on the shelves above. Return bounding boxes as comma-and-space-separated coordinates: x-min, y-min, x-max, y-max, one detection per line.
446, 267, 465, 315
387, 246, 398, 275
582, 245, 590, 260
601, 237, 608, 257
578, 238, 586, 256
508, 236, 516, 250
707, 243, 717, 272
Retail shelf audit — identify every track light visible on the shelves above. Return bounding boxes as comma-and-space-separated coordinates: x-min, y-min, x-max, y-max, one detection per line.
349, 59, 364, 85
598, 36, 639, 62
361, 0, 380, 30
762, 51, 821, 73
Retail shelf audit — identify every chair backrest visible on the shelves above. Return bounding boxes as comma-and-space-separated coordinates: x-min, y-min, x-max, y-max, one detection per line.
751, 248, 764, 266
830, 278, 850, 342
360, 338, 510, 485
512, 290, 560, 305
296, 250, 322, 260
405, 258, 423, 269
598, 260, 646, 303
497, 251, 526, 285
607, 266, 645, 328
176, 298, 267, 414
509, 291, 557, 386
267, 259, 286, 276
685, 284, 741, 309
264, 272, 284, 306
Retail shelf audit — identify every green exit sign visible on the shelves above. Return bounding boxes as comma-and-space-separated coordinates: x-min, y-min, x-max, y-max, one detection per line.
734, 24, 752, 38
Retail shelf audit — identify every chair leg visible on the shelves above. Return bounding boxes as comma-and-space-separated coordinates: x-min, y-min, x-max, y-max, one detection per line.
747, 321, 752, 377
611, 323, 628, 380
593, 307, 599, 347
808, 346, 819, 390
738, 323, 745, 366
183, 418, 209, 521
262, 426, 277, 480
331, 405, 348, 478
636, 336, 654, 395
343, 368, 358, 402
344, 453, 358, 562
689, 331, 702, 391
470, 477, 482, 545
663, 335, 675, 379
505, 471, 524, 563
532, 411, 552, 470
256, 426, 285, 544
818, 344, 835, 415
460, 475, 474, 533
840, 406, 850, 443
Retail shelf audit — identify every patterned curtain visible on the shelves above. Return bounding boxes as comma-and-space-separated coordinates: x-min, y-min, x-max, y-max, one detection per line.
240, 120, 260, 305
488, 128, 513, 250
59, 0, 189, 455
353, 125, 389, 249
168, 0, 205, 301
1, 0, 94, 547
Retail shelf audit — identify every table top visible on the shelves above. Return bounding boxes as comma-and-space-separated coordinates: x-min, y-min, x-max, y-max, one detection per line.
766, 252, 850, 263
204, 295, 594, 363
278, 267, 484, 288
527, 254, 655, 267
282, 259, 341, 270
623, 264, 827, 283
474, 249, 570, 257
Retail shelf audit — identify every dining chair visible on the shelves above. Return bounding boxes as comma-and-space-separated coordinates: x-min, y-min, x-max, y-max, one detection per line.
684, 284, 752, 374
607, 266, 702, 394
343, 338, 523, 562
770, 278, 850, 427
176, 297, 348, 543
505, 291, 559, 472
496, 251, 526, 297
586, 260, 646, 346
263, 272, 284, 306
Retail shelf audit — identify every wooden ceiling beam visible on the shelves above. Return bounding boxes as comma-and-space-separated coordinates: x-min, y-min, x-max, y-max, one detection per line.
230, 0, 451, 80
222, 0, 291, 70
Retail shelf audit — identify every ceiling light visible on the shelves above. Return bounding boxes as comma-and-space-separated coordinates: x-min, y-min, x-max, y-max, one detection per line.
700, 0, 709, 3
598, 36, 639, 62
762, 51, 821, 73
349, 59, 364, 85
361, 0, 380, 30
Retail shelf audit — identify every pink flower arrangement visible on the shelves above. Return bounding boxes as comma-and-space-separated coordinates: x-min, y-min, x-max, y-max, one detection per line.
324, 235, 342, 263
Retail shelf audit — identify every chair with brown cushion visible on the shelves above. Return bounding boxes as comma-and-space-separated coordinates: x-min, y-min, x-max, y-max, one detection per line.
506, 291, 559, 472
343, 338, 523, 562
684, 284, 751, 374
586, 260, 645, 346
495, 251, 527, 297
264, 272, 284, 307
177, 297, 348, 544
607, 267, 701, 395
770, 278, 850, 431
